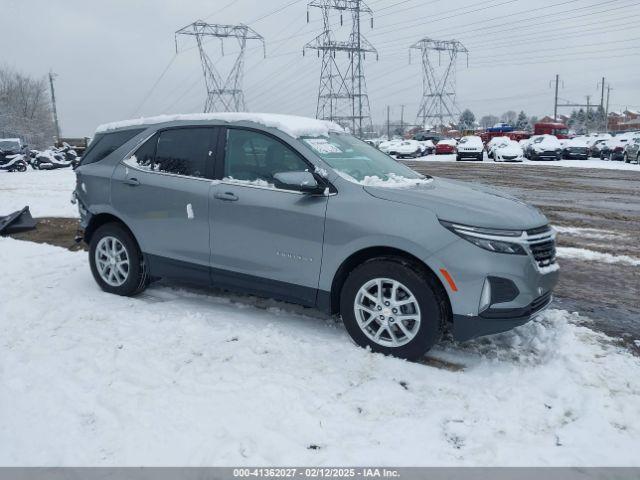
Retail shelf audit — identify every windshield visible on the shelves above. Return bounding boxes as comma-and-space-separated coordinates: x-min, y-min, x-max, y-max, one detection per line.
0, 140, 20, 149
301, 133, 423, 182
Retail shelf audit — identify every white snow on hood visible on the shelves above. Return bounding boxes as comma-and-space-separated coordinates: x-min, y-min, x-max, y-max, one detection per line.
335, 170, 433, 188
96, 113, 344, 139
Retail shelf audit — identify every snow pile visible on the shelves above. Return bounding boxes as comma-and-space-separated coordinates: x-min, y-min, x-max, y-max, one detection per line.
557, 247, 640, 267
2, 237, 640, 466
335, 171, 434, 188
96, 113, 344, 139
0, 168, 77, 218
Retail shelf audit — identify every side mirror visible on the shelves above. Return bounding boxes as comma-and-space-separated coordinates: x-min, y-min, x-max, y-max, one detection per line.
273, 171, 323, 193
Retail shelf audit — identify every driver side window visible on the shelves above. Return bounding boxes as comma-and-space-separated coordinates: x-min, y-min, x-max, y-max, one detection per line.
224, 129, 309, 185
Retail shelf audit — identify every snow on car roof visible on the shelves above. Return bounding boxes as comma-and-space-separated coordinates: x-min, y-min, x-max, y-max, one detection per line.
95, 113, 344, 139
0, 138, 21, 142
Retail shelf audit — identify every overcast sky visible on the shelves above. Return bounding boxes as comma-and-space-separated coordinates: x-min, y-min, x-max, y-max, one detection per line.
4, 0, 639, 136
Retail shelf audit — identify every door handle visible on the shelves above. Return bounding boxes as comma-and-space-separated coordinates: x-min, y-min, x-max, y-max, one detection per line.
214, 191, 239, 202
123, 177, 140, 187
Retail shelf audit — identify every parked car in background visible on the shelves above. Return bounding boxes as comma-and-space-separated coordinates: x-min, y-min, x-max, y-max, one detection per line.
435, 138, 457, 155
486, 136, 511, 159
418, 139, 435, 156
74, 113, 559, 360
395, 140, 424, 159
562, 137, 589, 160
589, 138, 609, 158
379, 139, 403, 155
601, 137, 629, 161
624, 137, 640, 164
0, 138, 25, 155
456, 136, 484, 161
529, 135, 562, 161
493, 140, 524, 162
413, 132, 443, 144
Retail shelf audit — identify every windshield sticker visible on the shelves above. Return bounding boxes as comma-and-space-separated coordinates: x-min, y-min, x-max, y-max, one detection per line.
304, 138, 342, 154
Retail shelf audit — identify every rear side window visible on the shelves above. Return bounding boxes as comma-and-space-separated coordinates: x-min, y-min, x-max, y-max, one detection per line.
154, 128, 211, 178
81, 129, 144, 166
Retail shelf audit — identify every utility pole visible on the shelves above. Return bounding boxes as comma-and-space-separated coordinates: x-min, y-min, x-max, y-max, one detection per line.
586, 95, 590, 134
48, 71, 60, 143
386, 105, 390, 140
400, 104, 405, 134
175, 22, 265, 112
605, 85, 611, 132
553, 74, 559, 121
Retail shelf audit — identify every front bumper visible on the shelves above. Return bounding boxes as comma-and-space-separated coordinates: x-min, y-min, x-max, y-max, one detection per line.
431, 232, 559, 342
453, 292, 552, 341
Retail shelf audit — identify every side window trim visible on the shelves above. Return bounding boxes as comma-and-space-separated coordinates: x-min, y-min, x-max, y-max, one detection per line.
217, 126, 315, 194
123, 126, 219, 181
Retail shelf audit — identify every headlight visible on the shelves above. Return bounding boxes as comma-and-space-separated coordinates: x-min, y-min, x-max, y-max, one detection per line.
439, 220, 527, 255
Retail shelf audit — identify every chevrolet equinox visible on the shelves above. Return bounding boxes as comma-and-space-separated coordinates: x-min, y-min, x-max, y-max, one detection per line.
73, 113, 559, 360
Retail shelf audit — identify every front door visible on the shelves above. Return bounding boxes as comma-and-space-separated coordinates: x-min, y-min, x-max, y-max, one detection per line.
209, 127, 328, 305
111, 127, 219, 282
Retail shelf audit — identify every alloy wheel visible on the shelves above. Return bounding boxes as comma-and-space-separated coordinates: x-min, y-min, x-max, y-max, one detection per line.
95, 236, 130, 287
353, 278, 421, 348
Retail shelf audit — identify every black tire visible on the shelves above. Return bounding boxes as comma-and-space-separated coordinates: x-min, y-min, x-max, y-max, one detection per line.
340, 257, 448, 360
456, 155, 461, 161
624, 153, 629, 163
16, 162, 27, 172
89, 222, 148, 296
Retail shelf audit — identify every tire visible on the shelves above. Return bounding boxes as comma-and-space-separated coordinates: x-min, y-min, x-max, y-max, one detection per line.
456, 155, 461, 161
637, 153, 640, 165
89, 222, 148, 296
624, 153, 629, 163
340, 257, 448, 360
16, 162, 27, 172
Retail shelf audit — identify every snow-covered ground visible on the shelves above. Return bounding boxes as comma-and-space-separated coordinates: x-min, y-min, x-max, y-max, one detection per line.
408, 154, 640, 171
1, 237, 639, 466
0, 169, 77, 218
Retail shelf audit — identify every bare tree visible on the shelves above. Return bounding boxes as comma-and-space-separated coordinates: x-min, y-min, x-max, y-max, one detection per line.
500, 110, 517, 125
0, 66, 56, 148
479, 115, 499, 129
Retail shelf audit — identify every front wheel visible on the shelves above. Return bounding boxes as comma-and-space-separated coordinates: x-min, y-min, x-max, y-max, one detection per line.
624, 153, 629, 163
340, 258, 447, 360
89, 223, 148, 296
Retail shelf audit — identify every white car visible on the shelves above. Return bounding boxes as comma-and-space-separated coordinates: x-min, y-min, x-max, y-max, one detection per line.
394, 140, 424, 159
493, 140, 524, 162
456, 136, 484, 161
486, 136, 511, 159
378, 139, 403, 155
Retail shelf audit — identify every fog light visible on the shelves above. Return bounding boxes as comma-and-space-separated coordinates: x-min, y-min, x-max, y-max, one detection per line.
479, 278, 491, 313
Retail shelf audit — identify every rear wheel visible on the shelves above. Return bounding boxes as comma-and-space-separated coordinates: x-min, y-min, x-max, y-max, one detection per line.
340, 258, 447, 360
89, 223, 148, 296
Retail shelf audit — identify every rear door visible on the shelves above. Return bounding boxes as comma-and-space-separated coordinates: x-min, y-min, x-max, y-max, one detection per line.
208, 127, 328, 305
112, 127, 221, 281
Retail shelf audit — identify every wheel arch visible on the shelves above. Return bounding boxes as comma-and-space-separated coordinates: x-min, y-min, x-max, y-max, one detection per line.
84, 212, 137, 247
327, 246, 452, 318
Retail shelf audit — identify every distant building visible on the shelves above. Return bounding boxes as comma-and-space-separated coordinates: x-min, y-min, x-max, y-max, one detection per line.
608, 110, 640, 132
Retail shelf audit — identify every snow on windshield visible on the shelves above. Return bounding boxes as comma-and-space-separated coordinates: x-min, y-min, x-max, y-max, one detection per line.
302, 133, 426, 186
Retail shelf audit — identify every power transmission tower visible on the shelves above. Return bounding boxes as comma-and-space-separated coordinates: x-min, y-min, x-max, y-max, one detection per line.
410, 38, 468, 132
304, 0, 378, 137
175, 21, 265, 112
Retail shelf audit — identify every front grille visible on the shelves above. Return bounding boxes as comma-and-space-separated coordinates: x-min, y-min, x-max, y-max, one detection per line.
524, 225, 557, 268
529, 239, 556, 267
502, 155, 517, 160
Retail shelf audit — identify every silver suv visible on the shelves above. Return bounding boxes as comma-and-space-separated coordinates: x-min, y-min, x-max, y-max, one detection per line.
74, 113, 559, 360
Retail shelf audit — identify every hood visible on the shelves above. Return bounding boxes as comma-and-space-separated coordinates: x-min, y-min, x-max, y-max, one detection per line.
364, 177, 547, 230
497, 145, 522, 156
